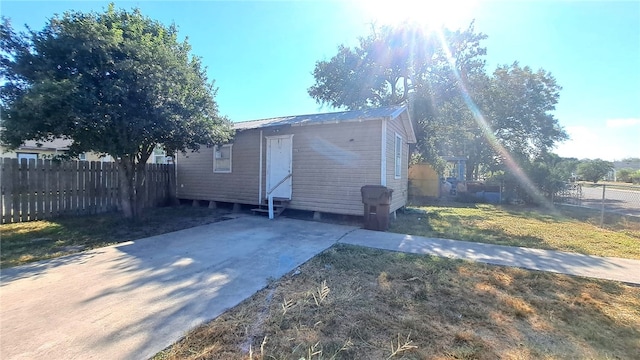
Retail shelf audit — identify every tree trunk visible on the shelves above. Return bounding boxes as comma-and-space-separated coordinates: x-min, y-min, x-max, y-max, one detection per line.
116, 159, 136, 219
133, 162, 147, 218
466, 161, 476, 181
116, 148, 153, 220
116, 157, 148, 220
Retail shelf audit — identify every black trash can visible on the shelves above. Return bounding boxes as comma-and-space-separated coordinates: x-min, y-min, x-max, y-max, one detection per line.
361, 185, 393, 231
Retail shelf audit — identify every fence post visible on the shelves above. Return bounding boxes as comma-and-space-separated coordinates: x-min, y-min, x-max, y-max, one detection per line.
1, 158, 14, 224
600, 184, 605, 227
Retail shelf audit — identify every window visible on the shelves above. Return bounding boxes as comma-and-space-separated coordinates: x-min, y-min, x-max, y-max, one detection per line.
214, 144, 232, 173
394, 134, 402, 179
17, 153, 38, 162
78, 153, 87, 161
153, 147, 167, 164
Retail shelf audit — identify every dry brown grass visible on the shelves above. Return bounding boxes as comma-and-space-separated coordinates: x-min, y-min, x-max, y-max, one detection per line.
155, 244, 640, 359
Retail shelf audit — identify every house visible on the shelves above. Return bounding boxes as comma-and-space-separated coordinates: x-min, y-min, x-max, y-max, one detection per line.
176, 105, 416, 217
0, 139, 82, 161
1, 138, 171, 164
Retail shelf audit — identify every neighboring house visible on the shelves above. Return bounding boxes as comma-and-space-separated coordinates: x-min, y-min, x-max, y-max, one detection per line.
0, 139, 103, 162
1, 138, 171, 164
176, 105, 416, 216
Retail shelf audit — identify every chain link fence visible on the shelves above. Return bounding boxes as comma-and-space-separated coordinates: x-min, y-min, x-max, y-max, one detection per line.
554, 182, 640, 225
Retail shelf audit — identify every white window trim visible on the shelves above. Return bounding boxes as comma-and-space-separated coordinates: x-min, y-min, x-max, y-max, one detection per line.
394, 133, 402, 179
17, 153, 38, 162
213, 144, 233, 173
78, 153, 87, 161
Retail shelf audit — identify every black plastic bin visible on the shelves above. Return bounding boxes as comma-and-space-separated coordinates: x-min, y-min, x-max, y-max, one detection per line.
361, 185, 393, 231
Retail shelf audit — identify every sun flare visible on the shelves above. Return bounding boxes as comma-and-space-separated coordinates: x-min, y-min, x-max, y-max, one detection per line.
357, 0, 477, 30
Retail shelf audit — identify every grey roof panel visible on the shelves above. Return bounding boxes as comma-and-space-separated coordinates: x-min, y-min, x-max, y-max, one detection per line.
233, 105, 407, 130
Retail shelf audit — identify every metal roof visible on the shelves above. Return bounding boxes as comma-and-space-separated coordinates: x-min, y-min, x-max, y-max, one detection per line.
233, 105, 408, 130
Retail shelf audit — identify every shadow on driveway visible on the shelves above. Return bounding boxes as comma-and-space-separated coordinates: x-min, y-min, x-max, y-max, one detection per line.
0, 216, 356, 360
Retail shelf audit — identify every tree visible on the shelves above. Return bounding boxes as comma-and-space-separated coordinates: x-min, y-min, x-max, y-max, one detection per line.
577, 159, 614, 183
616, 168, 634, 183
0, 6, 233, 219
307, 23, 567, 181
452, 63, 568, 181
617, 168, 640, 184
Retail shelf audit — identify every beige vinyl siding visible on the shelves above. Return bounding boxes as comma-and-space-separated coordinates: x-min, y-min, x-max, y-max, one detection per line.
176, 130, 260, 204
259, 120, 382, 216
177, 119, 385, 216
385, 118, 410, 213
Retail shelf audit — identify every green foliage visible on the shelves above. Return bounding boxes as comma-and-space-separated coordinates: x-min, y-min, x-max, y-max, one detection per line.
1, 5, 233, 218
307, 22, 487, 168
484, 154, 579, 204
577, 159, 614, 183
307, 22, 567, 180
616, 169, 634, 183
616, 168, 640, 184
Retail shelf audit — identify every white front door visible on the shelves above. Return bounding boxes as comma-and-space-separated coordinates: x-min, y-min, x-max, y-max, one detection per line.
266, 135, 293, 199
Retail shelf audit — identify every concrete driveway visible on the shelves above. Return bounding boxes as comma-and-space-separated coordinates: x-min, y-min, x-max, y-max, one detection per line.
0, 216, 356, 360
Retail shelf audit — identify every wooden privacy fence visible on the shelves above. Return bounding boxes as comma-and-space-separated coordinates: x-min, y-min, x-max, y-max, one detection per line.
0, 158, 176, 224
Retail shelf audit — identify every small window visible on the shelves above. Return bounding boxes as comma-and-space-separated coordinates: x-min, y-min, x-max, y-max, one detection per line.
394, 134, 402, 179
214, 144, 232, 173
78, 153, 87, 161
153, 147, 167, 164
17, 153, 38, 162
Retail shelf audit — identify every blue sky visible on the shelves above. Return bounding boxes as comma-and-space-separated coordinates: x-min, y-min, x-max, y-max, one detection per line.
2, 1, 639, 161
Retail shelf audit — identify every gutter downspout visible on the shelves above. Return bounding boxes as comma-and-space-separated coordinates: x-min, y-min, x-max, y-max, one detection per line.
381, 119, 387, 186
258, 130, 263, 204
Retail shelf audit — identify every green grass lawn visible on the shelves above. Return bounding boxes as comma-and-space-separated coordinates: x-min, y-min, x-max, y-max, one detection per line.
156, 244, 640, 359
390, 204, 640, 259
0, 206, 230, 268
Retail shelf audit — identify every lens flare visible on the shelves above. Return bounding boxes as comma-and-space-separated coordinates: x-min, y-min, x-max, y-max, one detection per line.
433, 29, 551, 207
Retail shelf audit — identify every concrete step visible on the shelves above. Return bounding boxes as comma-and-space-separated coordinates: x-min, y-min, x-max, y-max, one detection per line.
252, 201, 288, 217
261, 198, 290, 205
251, 207, 286, 213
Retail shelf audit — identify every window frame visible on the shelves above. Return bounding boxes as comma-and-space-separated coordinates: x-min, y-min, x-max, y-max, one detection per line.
213, 144, 233, 173
17, 152, 38, 162
394, 133, 402, 179
152, 146, 167, 164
